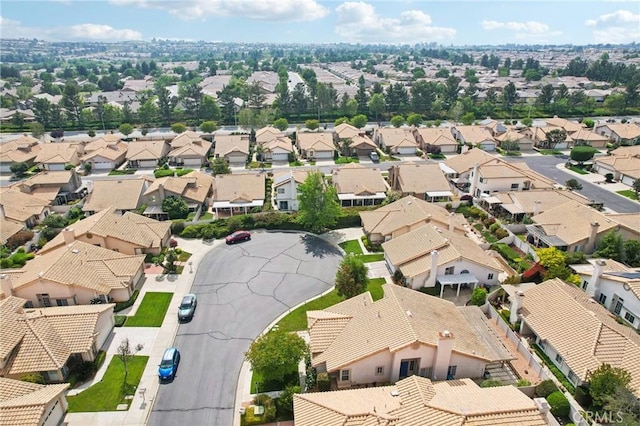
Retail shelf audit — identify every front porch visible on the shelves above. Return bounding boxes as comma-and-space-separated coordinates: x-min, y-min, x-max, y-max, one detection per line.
436, 273, 480, 299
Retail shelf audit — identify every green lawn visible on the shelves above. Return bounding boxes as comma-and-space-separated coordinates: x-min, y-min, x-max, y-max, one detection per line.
177, 251, 192, 262
360, 253, 385, 263
67, 355, 149, 412
250, 365, 299, 393
339, 240, 363, 255
568, 165, 589, 175
617, 190, 639, 201
276, 278, 387, 332
200, 212, 214, 220
539, 149, 563, 155
334, 157, 359, 164
124, 292, 173, 327
289, 160, 303, 167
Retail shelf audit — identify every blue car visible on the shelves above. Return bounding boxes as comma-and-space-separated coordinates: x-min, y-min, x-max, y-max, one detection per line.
158, 347, 180, 381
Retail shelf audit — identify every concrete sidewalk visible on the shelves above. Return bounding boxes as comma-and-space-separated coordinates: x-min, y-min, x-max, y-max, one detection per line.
556, 162, 633, 194
64, 236, 222, 426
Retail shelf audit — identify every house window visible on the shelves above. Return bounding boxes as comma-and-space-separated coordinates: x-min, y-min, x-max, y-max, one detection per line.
625, 312, 636, 324
568, 371, 577, 383
99, 294, 108, 303
613, 298, 624, 315
375, 366, 384, 376
56, 299, 69, 306
479, 177, 484, 183
419, 367, 432, 378
447, 365, 457, 378
582, 280, 589, 290
277, 188, 285, 194
340, 369, 350, 381
511, 183, 519, 190
598, 293, 607, 305
37, 294, 51, 307
555, 354, 563, 365
487, 273, 494, 280
24, 301, 34, 308
445, 267, 455, 275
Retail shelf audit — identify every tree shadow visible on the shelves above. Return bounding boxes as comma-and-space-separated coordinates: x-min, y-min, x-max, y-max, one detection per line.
299, 234, 342, 259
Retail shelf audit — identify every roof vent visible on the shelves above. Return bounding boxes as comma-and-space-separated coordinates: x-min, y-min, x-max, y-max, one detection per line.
406, 310, 413, 318
71, 249, 79, 254
390, 390, 399, 397
442, 330, 451, 337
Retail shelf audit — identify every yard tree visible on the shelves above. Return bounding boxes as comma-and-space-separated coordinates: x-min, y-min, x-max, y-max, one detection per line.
587, 364, 632, 409
116, 338, 144, 384
244, 329, 307, 383
604, 93, 626, 115
30, 122, 45, 139
304, 119, 319, 131
543, 128, 567, 149
162, 196, 189, 220
335, 254, 369, 299
536, 247, 581, 285
368, 93, 385, 122
500, 139, 520, 153
10, 162, 29, 178
570, 146, 597, 164
118, 123, 134, 138
521, 117, 533, 127
171, 122, 187, 134
297, 171, 341, 233
603, 386, 640, 424
273, 117, 289, 131
200, 120, 217, 135
406, 113, 423, 127
334, 117, 349, 127
461, 111, 475, 125
163, 249, 178, 274
350, 114, 367, 129
469, 287, 487, 306
210, 157, 231, 175
594, 230, 624, 262
632, 178, 640, 199
390, 115, 404, 128
624, 239, 640, 267
565, 178, 583, 191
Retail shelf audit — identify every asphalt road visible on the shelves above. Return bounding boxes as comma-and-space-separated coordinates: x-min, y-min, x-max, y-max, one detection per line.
506, 155, 639, 214
148, 231, 342, 426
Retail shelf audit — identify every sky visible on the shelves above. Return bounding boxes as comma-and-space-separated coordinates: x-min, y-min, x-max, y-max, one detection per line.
0, 0, 639, 45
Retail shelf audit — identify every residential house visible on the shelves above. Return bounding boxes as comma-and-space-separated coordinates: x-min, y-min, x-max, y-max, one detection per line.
482, 188, 592, 221
332, 164, 387, 207
412, 127, 459, 153
572, 259, 640, 330
126, 140, 170, 168
0, 295, 114, 383
11, 170, 85, 205
211, 173, 265, 216
527, 201, 640, 253
511, 278, 640, 395
468, 160, 555, 197
213, 134, 250, 166
592, 154, 640, 186
294, 376, 549, 426
273, 170, 310, 211
569, 128, 609, 149
451, 126, 496, 151
296, 132, 336, 160
479, 117, 508, 137
255, 126, 283, 145
387, 163, 453, 202
81, 137, 128, 171
0, 135, 41, 173
522, 126, 573, 149
168, 131, 212, 167
0, 217, 25, 247
2, 240, 144, 305
261, 136, 293, 162
82, 178, 149, 215
610, 145, 640, 157
308, 284, 513, 388
495, 129, 535, 151
0, 377, 69, 426
0, 190, 52, 228
440, 148, 496, 181
544, 116, 584, 135
141, 171, 214, 220
333, 122, 362, 140
373, 128, 419, 155
40, 207, 171, 256
595, 122, 640, 145
360, 196, 468, 243
383, 224, 503, 292
34, 142, 82, 171
347, 135, 377, 157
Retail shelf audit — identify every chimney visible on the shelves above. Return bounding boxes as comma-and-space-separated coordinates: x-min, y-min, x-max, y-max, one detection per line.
449, 213, 456, 231
588, 259, 606, 297
532, 200, 541, 216
469, 162, 480, 198
534, 398, 550, 416
0, 203, 5, 221
426, 250, 439, 288
158, 183, 165, 200
510, 290, 524, 324
434, 330, 455, 380
0, 274, 13, 298
586, 222, 600, 253
62, 228, 75, 245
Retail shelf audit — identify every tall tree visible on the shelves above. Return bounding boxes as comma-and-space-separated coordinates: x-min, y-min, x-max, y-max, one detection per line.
247, 81, 267, 109
502, 82, 518, 108
291, 83, 308, 118
537, 84, 554, 109
179, 80, 204, 124
355, 75, 369, 114
368, 93, 385, 122
410, 80, 436, 115
443, 75, 461, 109
335, 254, 369, 299
297, 171, 341, 233
587, 364, 632, 409
155, 84, 178, 125
61, 81, 84, 126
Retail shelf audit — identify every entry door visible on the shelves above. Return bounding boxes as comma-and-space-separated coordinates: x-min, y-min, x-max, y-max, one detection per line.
399, 359, 419, 379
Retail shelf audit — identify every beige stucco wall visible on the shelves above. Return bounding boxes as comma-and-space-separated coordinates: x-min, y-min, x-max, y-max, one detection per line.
14, 278, 135, 306
42, 396, 67, 426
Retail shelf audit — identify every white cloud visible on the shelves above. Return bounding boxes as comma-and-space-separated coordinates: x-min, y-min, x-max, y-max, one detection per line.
481, 20, 550, 33
334, 2, 456, 43
0, 16, 141, 41
585, 10, 640, 43
109, 0, 329, 22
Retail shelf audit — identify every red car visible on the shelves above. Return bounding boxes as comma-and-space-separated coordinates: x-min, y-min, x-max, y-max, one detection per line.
225, 230, 251, 244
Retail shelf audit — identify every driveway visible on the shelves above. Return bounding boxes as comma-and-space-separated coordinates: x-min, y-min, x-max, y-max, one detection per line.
148, 231, 342, 426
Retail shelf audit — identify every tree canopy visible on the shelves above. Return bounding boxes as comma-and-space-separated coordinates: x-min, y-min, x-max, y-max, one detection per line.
210, 157, 231, 175
162, 196, 189, 219
587, 364, 632, 409
570, 146, 597, 164
296, 171, 341, 233
244, 329, 307, 383
335, 254, 369, 299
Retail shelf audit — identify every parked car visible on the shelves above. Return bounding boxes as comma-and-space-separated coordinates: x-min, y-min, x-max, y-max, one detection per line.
178, 294, 197, 322
158, 347, 180, 381
225, 230, 251, 244
369, 151, 380, 162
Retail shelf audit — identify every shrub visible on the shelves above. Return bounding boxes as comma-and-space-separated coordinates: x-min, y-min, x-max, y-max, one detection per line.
114, 315, 127, 327
495, 228, 509, 240
317, 372, 331, 391
175, 168, 194, 177
274, 385, 300, 419
154, 169, 175, 178
489, 223, 501, 233
469, 287, 487, 306
252, 394, 276, 422
483, 217, 496, 227
573, 385, 592, 407
547, 391, 570, 418
480, 379, 503, 388
113, 289, 139, 313
169, 238, 178, 248
535, 379, 558, 398
6, 230, 35, 250
171, 220, 185, 235
20, 373, 45, 384
516, 379, 531, 387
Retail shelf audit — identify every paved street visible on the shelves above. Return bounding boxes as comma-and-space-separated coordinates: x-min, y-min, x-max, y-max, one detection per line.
148, 231, 342, 426
505, 155, 639, 214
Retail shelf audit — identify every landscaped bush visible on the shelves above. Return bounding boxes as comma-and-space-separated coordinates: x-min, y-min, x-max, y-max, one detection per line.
252, 394, 276, 422
154, 169, 175, 178
274, 385, 300, 419
535, 380, 559, 398
175, 168, 194, 177
547, 391, 570, 418
360, 235, 382, 252
114, 315, 127, 327
573, 385, 592, 407
516, 379, 531, 387
171, 220, 185, 235
20, 373, 45, 384
317, 372, 331, 391
113, 290, 139, 313
480, 379, 504, 388
0, 248, 35, 268
489, 223, 501, 233
495, 228, 509, 240
483, 217, 496, 227
456, 205, 488, 220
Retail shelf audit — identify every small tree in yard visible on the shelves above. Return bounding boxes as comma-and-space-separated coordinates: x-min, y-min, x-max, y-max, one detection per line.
594, 230, 624, 262
163, 249, 177, 274
245, 329, 307, 383
605, 172, 615, 183
297, 171, 341, 233
570, 145, 596, 164
304, 119, 319, 131
390, 115, 404, 128
350, 114, 367, 129
335, 254, 369, 299
547, 391, 570, 418
543, 128, 567, 149
469, 287, 487, 306
118, 123, 134, 138
10, 162, 29, 178
162, 196, 189, 219
200, 120, 217, 135
587, 364, 632, 409
116, 338, 144, 384
274, 117, 289, 131
565, 178, 582, 191
171, 122, 187, 134
210, 157, 231, 175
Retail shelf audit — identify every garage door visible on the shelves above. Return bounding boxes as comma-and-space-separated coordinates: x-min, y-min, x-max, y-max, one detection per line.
397, 147, 416, 155
315, 151, 333, 159
272, 152, 289, 160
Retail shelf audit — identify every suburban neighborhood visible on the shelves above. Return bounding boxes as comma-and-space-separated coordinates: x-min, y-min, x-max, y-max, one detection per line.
1, 7, 640, 426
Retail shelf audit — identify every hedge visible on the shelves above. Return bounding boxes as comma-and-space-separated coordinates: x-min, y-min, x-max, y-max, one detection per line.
113, 290, 140, 313
547, 391, 570, 418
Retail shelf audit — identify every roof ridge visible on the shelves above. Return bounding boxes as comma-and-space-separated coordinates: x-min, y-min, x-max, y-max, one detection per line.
385, 285, 420, 342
